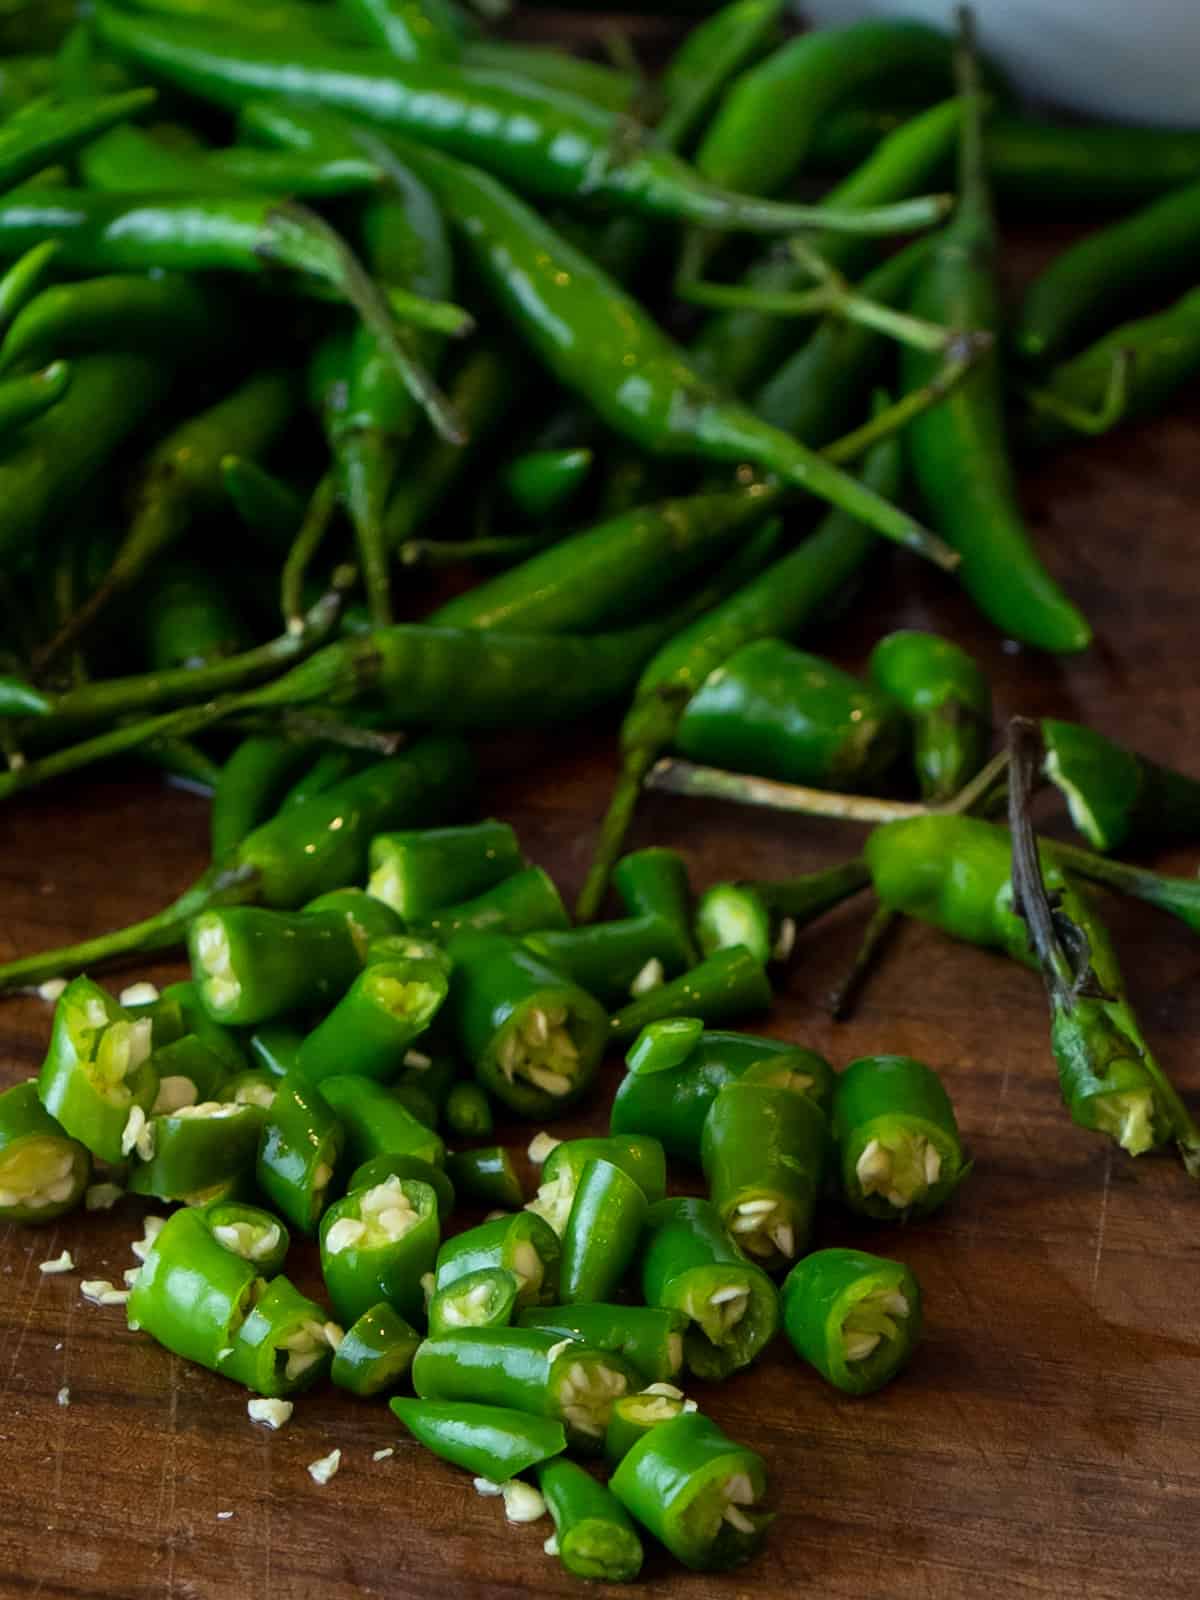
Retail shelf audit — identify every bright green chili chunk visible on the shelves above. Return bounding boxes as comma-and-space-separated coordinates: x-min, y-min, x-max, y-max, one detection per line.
537, 1457, 644, 1583
331, 1301, 420, 1397
367, 820, 523, 918
0, 1080, 90, 1224
38, 976, 157, 1165
832, 1055, 969, 1220
428, 1267, 520, 1335
434, 1210, 560, 1308
295, 957, 449, 1083
319, 1173, 440, 1326
781, 1247, 922, 1396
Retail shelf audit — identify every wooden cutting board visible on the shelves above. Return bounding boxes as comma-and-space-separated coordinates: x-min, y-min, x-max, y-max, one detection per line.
2, 102, 1199, 1600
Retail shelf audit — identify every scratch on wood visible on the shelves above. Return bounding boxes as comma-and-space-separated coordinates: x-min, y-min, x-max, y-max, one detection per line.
1, 1231, 51, 1395
153, 1354, 181, 1600
1089, 1146, 1114, 1307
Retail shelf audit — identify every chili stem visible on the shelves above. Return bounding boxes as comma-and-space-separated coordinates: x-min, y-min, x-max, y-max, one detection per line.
281, 473, 339, 633
828, 903, 898, 1021
1022, 347, 1134, 437
822, 333, 993, 466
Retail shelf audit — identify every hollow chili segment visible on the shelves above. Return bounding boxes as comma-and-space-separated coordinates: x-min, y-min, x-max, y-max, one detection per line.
187, 906, 365, 1027
202, 1200, 290, 1277
446, 931, 609, 1118
389, 1397, 567, 1480
639, 1197, 779, 1379
604, 1390, 688, 1465
412, 1326, 637, 1451
868, 630, 992, 803
429, 1267, 520, 1335
257, 1072, 344, 1234
559, 1157, 649, 1305
832, 1055, 969, 1221
526, 1134, 667, 1237
1041, 717, 1200, 853
331, 1301, 420, 1396
407, 867, 569, 945
349, 1152, 455, 1219
612, 848, 698, 967
609, 949, 772, 1048
445, 1146, 523, 1212
320, 1173, 440, 1326
519, 1305, 688, 1388
0, 1080, 90, 1224
701, 1082, 827, 1271
37, 977, 157, 1166
128, 1096, 266, 1202
782, 1247, 922, 1396
537, 1458, 644, 1583
435, 1211, 560, 1309
367, 821, 523, 919
524, 916, 692, 1009
296, 958, 449, 1084
610, 1411, 771, 1571
218, 1274, 340, 1396
127, 1207, 262, 1373
319, 1074, 445, 1169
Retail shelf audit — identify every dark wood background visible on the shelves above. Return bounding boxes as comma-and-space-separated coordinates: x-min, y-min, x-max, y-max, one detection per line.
3, 23, 1200, 1598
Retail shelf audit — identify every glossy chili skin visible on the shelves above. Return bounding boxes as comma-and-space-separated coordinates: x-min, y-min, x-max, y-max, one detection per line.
902, 64, 1092, 653
626, 1018, 705, 1078
127, 1207, 263, 1374
319, 1173, 440, 1325
256, 1071, 344, 1234
349, 1152, 455, 1219
675, 638, 907, 791
445, 1146, 524, 1212
640, 1196, 779, 1378
832, 1055, 970, 1221
701, 1082, 827, 1271
537, 1458, 644, 1583
128, 1098, 266, 1202
0, 88, 156, 191
782, 1247, 923, 1396
500, 446, 592, 522
428, 1266, 519, 1335
94, 5, 939, 236
297, 958, 449, 1084
0, 1079, 90, 1224
868, 630, 992, 802
446, 931, 609, 1119
406, 868, 569, 945
443, 1082, 495, 1140
558, 1156, 649, 1305
1041, 717, 1200, 852
187, 906, 366, 1027
519, 1304, 688, 1387
610, 1411, 770, 1571
611, 1031, 795, 1163
434, 1211, 561, 1309
318, 1074, 446, 1169
218, 1274, 338, 1396
604, 1391, 687, 1466
38, 978, 157, 1165
210, 735, 318, 862
331, 1300, 420, 1396
367, 820, 522, 919
527, 1134, 668, 1237
612, 848, 698, 967
389, 1397, 567, 1479
609, 950, 772, 1048
1018, 178, 1200, 365
524, 917, 692, 1009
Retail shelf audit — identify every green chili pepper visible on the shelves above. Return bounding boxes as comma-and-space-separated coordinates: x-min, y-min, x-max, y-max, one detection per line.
127, 1206, 262, 1373
604, 1390, 688, 1465
701, 1081, 826, 1271
868, 629, 991, 802
832, 1055, 969, 1220
446, 1146, 524, 1211
429, 1266, 519, 1335
188, 906, 364, 1027
320, 1173, 440, 1326
524, 917, 692, 1009
674, 637, 906, 791
202, 1199, 290, 1276
693, 882, 810, 968
368, 820, 523, 919
0, 271, 238, 376
400, 145, 951, 570
536, 1458, 643, 1583
412, 1327, 636, 1450
0, 358, 70, 434
609, 948, 771, 1046
657, 0, 781, 154
519, 1304, 687, 1387
340, 0, 459, 62
428, 485, 779, 635
902, 29, 1091, 653
1041, 717, 1200, 853
408, 867, 569, 945
128, 1096, 265, 1202
0, 238, 59, 338
256, 1071, 344, 1234
389, 1397, 567, 1480
781, 1247, 921, 1397
0, 87, 156, 191
220, 454, 306, 551
626, 1018, 705, 1079
349, 1151, 455, 1219
0, 1079, 90, 1223
611, 848, 698, 966
443, 1082, 494, 1139
695, 18, 958, 199
611, 1410, 770, 1570
96, 7, 945, 236
331, 1301, 420, 1396
1022, 286, 1200, 449
1018, 178, 1200, 364
740, 1049, 835, 1112
140, 1032, 229, 1108
435, 1210, 560, 1309
318, 1074, 446, 1169
499, 447, 591, 523
558, 1156, 648, 1306
576, 427, 902, 921
157, 980, 249, 1074
139, 558, 249, 673
466, 42, 635, 112
218, 1274, 339, 1396
41, 368, 298, 666
446, 931, 608, 1119
611, 1030, 794, 1163
210, 735, 318, 862
640, 1196, 779, 1379
1009, 718, 1200, 1176
526, 1134, 666, 1237
37, 977, 156, 1165
297, 958, 449, 1084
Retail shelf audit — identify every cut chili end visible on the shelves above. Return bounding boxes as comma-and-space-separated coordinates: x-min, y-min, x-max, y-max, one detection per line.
325, 1176, 422, 1254
855, 1132, 942, 1210
1092, 1089, 1157, 1157
725, 1193, 797, 1262
840, 1285, 910, 1365
193, 918, 241, 1014
496, 1005, 583, 1100
213, 1219, 283, 1265
0, 1138, 82, 1212
526, 1168, 574, 1236
551, 1350, 631, 1442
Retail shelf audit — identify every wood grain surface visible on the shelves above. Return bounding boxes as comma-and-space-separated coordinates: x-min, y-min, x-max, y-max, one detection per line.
3, 69, 1200, 1600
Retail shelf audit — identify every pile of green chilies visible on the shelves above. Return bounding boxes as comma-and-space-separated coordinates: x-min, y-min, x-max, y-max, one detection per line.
3, 0, 1200, 1578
